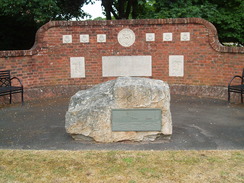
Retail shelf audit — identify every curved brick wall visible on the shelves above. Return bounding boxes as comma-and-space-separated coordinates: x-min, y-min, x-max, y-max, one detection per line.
0, 18, 243, 102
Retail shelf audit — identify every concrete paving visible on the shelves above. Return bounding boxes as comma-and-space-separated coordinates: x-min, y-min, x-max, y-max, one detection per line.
0, 95, 243, 150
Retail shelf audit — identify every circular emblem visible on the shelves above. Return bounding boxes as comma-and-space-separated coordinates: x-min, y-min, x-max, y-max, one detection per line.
117, 28, 135, 47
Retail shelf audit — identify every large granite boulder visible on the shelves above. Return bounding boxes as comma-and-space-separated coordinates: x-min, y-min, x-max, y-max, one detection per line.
65, 77, 172, 142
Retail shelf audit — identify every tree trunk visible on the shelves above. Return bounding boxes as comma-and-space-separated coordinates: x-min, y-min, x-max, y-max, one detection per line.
101, 0, 138, 20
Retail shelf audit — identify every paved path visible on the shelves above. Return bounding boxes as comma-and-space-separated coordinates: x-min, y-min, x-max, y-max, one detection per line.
0, 95, 243, 150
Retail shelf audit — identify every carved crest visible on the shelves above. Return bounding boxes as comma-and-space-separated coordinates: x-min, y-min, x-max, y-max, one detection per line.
117, 28, 135, 47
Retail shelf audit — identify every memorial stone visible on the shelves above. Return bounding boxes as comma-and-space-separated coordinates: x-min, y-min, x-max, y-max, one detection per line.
65, 77, 172, 142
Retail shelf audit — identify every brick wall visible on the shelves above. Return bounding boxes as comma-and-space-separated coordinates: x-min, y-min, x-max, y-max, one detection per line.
0, 18, 243, 102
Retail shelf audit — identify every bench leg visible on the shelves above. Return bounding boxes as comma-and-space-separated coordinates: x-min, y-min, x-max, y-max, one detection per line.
241, 92, 243, 103
9, 92, 12, 104
21, 90, 24, 106
228, 89, 230, 103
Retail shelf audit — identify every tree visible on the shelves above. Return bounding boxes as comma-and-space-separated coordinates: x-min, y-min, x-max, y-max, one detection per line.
208, 0, 244, 45
99, 0, 243, 45
101, 0, 140, 20
135, 0, 244, 46
0, 0, 92, 50
0, 0, 243, 50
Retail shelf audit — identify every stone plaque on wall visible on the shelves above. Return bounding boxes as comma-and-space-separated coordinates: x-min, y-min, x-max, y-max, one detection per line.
97, 34, 106, 43
70, 57, 85, 78
80, 34, 89, 43
118, 28, 135, 47
63, 35, 72, 43
181, 32, 190, 41
169, 55, 184, 77
112, 109, 162, 131
146, 33, 155, 42
102, 56, 152, 77
163, 33, 172, 41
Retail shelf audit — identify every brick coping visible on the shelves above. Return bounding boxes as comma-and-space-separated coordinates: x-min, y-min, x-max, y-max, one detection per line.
0, 18, 243, 57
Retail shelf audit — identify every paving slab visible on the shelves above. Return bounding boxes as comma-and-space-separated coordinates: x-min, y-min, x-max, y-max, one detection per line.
0, 95, 243, 150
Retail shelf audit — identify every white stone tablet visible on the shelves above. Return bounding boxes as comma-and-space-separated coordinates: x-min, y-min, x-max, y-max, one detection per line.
163, 33, 172, 41
70, 57, 85, 78
80, 34, 89, 43
169, 55, 184, 77
146, 33, 155, 42
181, 32, 190, 41
117, 28, 135, 47
63, 35, 72, 43
97, 34, 106, 43
102, 56, 152, 77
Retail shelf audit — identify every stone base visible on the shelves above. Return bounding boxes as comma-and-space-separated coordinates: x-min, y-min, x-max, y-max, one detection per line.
71, 134, 95, 142
71, 133, 171, 143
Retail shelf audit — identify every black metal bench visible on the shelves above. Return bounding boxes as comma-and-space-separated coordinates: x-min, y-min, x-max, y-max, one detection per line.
0, 70, 24, 105
228, 68, 244, 103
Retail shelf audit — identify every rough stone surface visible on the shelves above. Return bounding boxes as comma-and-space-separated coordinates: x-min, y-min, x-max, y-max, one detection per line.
65, 77, 172, 142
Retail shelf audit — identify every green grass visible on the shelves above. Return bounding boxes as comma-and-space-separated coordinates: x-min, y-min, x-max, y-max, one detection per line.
0, 150, 243, 183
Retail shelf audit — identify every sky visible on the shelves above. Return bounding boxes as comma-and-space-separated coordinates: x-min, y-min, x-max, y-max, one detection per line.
82, 1, 105, 19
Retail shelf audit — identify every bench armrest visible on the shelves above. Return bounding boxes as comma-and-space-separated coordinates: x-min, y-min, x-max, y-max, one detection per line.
228, 75, 243, 86
10, 77, 23, 87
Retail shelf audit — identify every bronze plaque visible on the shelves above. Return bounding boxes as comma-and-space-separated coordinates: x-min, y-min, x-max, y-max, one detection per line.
112, 109, 162, 131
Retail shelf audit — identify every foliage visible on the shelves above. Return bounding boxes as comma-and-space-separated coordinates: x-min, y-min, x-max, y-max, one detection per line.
0, 0, 243, 50
0, 15, 38, 50
0, 0, 91, 22
136, 0, 244, 46
93, 16, 106, 20
99, 0, 243, 45
101, 0, 139, 19
208, 0, 244, 45
0, 0, 91, 50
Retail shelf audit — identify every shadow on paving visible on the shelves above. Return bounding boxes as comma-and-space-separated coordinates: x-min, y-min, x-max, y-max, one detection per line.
0, 95, 243, 150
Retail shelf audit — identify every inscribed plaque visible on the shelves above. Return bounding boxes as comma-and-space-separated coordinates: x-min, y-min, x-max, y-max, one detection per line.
163, 33, 172, 41
102, 56, 152, 77
97, 34, 106, 43
181, 32, 190, 41
63, 35, 72, 43
112, 109, 162, 131
169, 55, 184, 77
146, 33, 155, 42
70, 57, 85, 78
80, 34, 89, 43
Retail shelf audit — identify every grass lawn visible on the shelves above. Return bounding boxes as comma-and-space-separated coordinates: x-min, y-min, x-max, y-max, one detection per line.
0, 150, 243, 183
